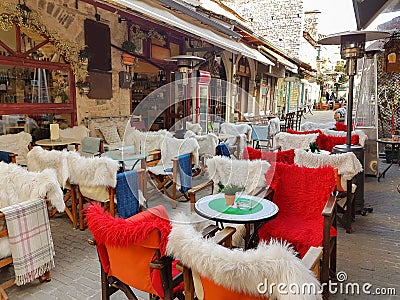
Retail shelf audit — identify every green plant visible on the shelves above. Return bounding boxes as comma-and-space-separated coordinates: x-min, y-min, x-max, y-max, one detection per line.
121, 40, 136, 54
219, 183, 245, 195
309, 142, 320, 153
76, 80, 90, 89
392, 129, 400, 135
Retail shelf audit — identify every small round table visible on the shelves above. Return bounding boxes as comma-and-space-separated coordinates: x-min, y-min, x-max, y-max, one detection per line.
35, 138, 80, 150
377, 138, 400, 181
194, 193, 278, 249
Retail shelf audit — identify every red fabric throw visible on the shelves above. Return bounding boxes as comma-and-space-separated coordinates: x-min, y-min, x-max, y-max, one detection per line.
242, 147, 295, 165
85, 203, 171, 272
260, 163, 336, 257
287, 128, 322, 135
316, 133, 360, 152
335, 122, 347, 132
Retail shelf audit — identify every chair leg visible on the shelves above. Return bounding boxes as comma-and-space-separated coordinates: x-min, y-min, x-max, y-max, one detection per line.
78, 193, 85, 231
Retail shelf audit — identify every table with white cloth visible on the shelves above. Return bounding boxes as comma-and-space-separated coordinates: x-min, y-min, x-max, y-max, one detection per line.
194, 193, 278, 249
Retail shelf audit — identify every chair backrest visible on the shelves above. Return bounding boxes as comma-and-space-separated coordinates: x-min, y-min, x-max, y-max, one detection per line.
242, 147, 295, 165
86, 204, 171, 296
265, 162, 335, 218
0, 132, 32, 165
205, 156, 270, 194
0, 150, 17, 163
251, 125, 269, 142
167, 216, 321, 300
160, 136, 200, 167
81, 137, 104, 156
316, 133, 359, 152
274, 132, 319, 150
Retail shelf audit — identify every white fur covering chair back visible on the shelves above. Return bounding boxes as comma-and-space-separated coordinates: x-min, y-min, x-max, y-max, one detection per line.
205, 156, 270, 194
59, 125, 90, 150
0, 161, 64, 212
27, 146, 70, 188
220, 122, 252, 142
294, 149, 363, 190
160, 136, 200, 167
124, 129, 173, 154
269, 117, 281, 136
186, 122, 202, 135
0, 132, 32, 165
67, 152, 119, 187
167, 214, 322, 300
184, 131, 218, 157
274, 132, 319, 150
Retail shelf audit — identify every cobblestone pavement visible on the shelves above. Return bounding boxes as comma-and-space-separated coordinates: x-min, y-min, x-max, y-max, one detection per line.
2, 111, 400, 299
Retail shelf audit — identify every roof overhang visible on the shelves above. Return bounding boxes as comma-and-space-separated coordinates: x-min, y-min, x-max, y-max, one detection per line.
352, 0, 397, 29
259, 46, 297, 71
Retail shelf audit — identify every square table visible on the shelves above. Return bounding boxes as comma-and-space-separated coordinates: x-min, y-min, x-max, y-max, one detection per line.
101, 146, 147, 171
194, 193, 278, 249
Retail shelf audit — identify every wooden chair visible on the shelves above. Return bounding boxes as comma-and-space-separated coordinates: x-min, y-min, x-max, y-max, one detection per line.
147, 136, 200, 208
0, 132, 32, 165
0, 151, 17, 164
86, 204, 184, 300
251, 125, 271, 150
68, 153, 146, 229
80, 137, 104, 157
259, 163, 337, 299
167, 216, 323, 300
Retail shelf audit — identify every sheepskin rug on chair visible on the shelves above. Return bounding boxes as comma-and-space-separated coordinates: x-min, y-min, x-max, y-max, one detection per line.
167, 213, 322, 300
0, 162, 64, 259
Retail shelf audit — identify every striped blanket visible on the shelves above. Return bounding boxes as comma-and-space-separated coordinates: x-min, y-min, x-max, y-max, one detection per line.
1, 198, 55, 286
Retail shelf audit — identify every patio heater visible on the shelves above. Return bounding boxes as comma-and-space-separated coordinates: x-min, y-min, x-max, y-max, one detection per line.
319, 31, 389, 216
164, 55, 205, 139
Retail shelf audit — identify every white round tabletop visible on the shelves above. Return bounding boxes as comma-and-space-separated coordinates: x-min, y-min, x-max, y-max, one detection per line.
194, 193, 278, 224
35, 138, 80, 147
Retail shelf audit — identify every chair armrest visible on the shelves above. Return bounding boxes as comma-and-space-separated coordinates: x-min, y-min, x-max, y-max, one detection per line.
187, 180, 213, 195
302, 246, 323, 270
87, 238, 96, 246
322, 194, 336, 217
202, 224, 219, 238
213, 227, 236, 248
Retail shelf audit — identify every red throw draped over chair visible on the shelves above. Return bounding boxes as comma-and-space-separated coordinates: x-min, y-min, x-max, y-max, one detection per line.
259, 162, 337, 299
86, 204, 184, 300
316, 133, 359, 152
286, 128, 322, 135
242, 147, 295, 165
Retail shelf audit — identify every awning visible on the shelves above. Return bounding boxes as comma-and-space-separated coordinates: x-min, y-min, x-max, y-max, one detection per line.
105, 0, 274, 65
259, 46, 298, 72
352, 0, 394, 30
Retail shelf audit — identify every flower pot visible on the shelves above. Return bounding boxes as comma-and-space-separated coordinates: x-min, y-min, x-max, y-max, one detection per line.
121, 53, 135, 66
224, 194, 235, 206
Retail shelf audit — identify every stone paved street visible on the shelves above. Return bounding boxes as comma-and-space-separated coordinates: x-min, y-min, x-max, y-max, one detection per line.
2, 111, 400, 299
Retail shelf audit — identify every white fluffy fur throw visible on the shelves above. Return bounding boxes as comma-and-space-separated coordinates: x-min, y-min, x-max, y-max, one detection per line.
185, 132, 218, 157
59, 125, 90, 151
205, 156, 270, 194
167, 214, 322, 300
221, 122, 252, 142
158, 136, 200, 167
0, 132, 32, 165
294, 149, 363, 188
300, 121, 335, 131
321, 129, 367, 147
0, 162, 64, 212
67, 152, 119, 187
274, 132, 319, 150
186, 122, 202, 135
27, 146, 70, 188
269, 117, 281, 136
124, 129, 173, 154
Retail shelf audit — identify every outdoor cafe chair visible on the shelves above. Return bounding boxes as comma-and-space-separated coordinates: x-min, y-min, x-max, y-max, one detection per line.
259, 162, 337, 299
167, 214, 323, 300
251, 125, 271, 150
0, 150, 17, 164
86, 204, 184, 300
147, 136, 200, 208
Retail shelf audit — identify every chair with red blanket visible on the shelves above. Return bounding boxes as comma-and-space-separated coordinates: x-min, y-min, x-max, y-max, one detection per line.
86, 204, 184, 300
259, 163, 337, 299
242, 147, 295, 165
316, 133, 359, 152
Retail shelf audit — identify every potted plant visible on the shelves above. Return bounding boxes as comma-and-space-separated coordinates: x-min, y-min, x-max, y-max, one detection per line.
121, 40, 136, 66
78, 49, 90, 66
76, 80, 91, 95
309, 142, 320, 153
218, 182, 245, 206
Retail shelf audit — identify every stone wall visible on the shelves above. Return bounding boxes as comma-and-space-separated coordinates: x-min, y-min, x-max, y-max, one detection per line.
223, 0, 304, 58
18, 0, 132, 123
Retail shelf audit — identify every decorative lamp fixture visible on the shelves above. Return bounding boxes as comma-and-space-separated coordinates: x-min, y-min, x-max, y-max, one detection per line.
94, 7, 101, 21
384, 32, 400, 71
164, 55, 205, 138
